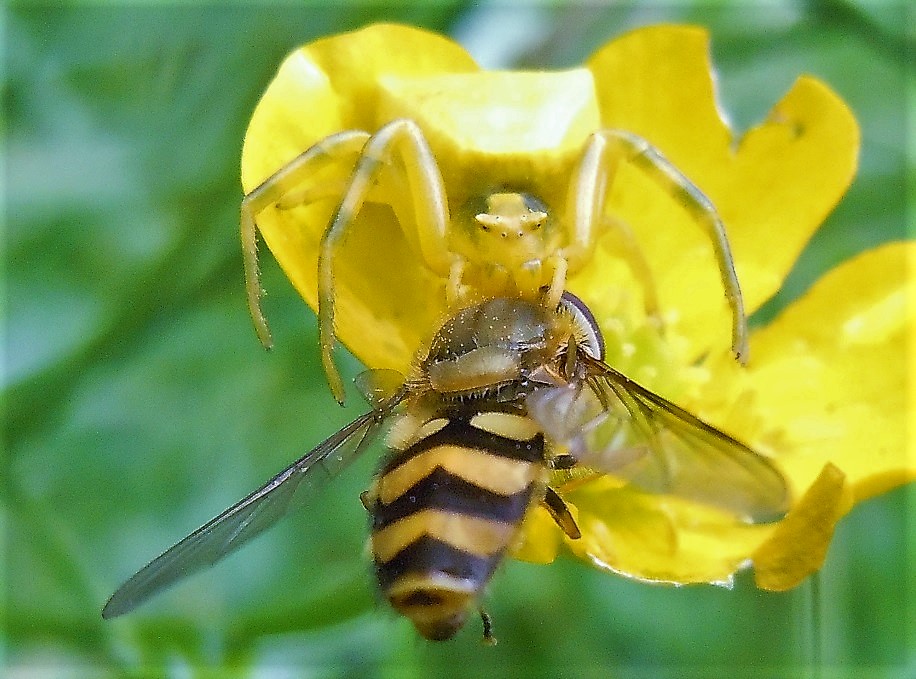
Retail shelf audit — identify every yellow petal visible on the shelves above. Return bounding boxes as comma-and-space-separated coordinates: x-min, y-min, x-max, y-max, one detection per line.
242, 24, 479, 191
587, 25, 732, 175
241, 25, 479, 372
753, 463, 852, 591
512, 505, 563, 565
707, 242, 914, 501
563, 479, 774, 584
586, 25, 859, 359
722, 77, 859, 319
377, 69, 599, 160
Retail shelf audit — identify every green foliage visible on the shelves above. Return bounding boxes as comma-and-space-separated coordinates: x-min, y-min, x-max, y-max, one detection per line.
4, 3, 912, 677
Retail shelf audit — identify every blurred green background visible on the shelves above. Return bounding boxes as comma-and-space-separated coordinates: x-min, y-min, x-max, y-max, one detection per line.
4, 2, 912, 677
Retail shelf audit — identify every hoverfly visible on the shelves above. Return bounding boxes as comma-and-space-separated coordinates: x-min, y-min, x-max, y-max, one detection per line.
105, 24, 789, 641
103, 291, 788, 641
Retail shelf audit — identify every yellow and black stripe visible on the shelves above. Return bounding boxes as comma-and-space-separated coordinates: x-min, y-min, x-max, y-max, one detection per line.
370, 406, 545, 640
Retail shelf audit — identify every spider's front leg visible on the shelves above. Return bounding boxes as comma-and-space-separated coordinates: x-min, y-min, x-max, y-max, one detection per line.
241, 130, 371, 348
565, 129, 749, 362
317, 119, 459, 403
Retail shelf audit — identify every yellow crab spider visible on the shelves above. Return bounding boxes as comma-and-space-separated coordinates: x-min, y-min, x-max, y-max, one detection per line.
241, 119, 747, 404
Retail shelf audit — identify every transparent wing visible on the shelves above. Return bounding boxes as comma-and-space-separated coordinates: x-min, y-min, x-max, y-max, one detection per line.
103, 407, 390, 619
527, 354, 789, 523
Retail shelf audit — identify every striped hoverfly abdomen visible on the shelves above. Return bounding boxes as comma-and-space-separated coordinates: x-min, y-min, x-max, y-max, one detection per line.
369, 405, 547, 640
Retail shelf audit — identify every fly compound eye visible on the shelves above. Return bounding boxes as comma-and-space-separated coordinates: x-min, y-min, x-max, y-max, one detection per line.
559, 291, 604, 360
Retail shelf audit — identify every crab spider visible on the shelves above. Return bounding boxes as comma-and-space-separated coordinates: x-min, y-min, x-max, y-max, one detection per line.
241, 119, 748, 404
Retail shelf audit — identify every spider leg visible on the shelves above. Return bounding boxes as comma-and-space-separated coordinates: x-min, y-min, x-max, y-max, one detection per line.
319, 119, 453, 403
602, 214, 661, 318
241, 130, 371, 348
570, 129, 748, 362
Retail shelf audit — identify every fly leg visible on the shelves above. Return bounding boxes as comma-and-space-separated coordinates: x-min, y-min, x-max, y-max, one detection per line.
541, 486, 581, 540
479, 608, 497, 645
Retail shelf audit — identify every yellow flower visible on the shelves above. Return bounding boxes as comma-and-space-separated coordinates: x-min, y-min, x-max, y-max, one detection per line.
241, 24, 913, 591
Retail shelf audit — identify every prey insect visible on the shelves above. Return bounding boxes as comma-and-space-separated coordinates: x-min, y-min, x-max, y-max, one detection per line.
103, 293, 788, 640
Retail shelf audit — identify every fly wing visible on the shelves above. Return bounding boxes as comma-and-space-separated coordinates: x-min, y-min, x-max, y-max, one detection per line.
102, 408, 387, 619
526, 355, 789, 524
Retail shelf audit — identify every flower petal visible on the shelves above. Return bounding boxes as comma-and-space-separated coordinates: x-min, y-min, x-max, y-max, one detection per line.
586, 25, 859, 359
698, 240, 913, 513
242, 24, 479, 190
753, 462, 852, 591
562, 479, 774, 584
513, 505, 566, 565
